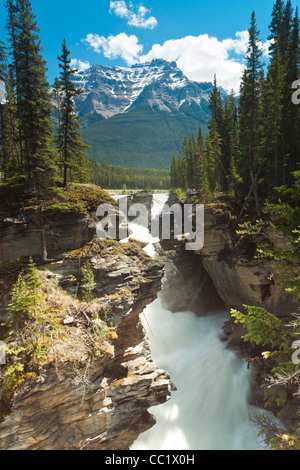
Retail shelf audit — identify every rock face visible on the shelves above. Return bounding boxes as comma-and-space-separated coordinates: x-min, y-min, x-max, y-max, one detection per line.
198, 207, 296, 319
0, 236, 173, 450
71, 60, 227, 169
0, 208, 98, 264
161, 202, 297, 325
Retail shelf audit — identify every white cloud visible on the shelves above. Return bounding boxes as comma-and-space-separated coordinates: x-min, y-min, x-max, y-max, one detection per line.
82, 28, 271, 92
137, 32, 256, 93
83, 32, 143, 66
109, 1, 158, 29
70, 59, 91, 72
260, 38, 273, 57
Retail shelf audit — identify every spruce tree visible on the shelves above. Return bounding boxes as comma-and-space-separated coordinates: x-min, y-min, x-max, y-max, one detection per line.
5, 0, 58, 192
195, 127, 210, 196
228, 121, 242, 197
261, 0, 299, 187
57, 38, 89, 186
205, 119, 222, 192
283, 6, 300, 178
170, 155, 178, 188
222, 90, 240, 192
239, 12, 263, 212
208, 75, 224, 134
0, 40, 20, 181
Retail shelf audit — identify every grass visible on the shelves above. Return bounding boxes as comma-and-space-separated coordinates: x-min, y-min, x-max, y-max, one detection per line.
44, 183, 117, 213
66, 238, 149, 262
0, 182, 117, 221
0, 262, 117, 404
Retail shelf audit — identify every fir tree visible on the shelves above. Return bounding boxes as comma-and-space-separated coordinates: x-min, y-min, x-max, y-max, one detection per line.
205, 119, 222, 192
239, 12, 263, 213
51, 77, 63, 149
228, 121, 242, 197
0, 41, 20, 181
208, 74, 224, 134
57, 38, 89, 186
5, 0, 58, 191
170, 155, 178, 188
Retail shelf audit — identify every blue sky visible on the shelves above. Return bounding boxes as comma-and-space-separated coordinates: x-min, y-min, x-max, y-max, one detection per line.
0, 0, 299, 91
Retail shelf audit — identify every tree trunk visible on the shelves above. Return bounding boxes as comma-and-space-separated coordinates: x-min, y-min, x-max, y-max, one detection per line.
39, 204, 48, 262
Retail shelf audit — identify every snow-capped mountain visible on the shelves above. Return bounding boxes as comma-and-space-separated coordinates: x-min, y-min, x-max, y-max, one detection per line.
72, 59, 219, 169
73, 59, 213, 125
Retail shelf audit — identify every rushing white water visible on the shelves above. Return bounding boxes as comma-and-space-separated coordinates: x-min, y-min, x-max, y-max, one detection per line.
116, 193, 264, 450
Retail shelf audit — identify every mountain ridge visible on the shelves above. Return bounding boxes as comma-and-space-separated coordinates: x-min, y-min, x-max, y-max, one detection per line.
72, 59, 220, 169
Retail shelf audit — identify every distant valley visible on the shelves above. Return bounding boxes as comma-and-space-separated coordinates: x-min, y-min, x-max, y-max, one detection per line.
72, 59, 219, 169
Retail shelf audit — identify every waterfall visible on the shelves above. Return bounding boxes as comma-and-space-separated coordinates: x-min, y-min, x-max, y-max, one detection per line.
116, 193, 265, 450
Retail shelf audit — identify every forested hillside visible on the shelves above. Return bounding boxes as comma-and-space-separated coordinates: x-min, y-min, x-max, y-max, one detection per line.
0, 0, 89, 194
89, 160, 170, 190
170, 1, 300, 450
171, 3, 299, 207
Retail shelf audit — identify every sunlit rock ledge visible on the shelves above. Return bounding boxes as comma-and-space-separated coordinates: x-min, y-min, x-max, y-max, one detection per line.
0, 238, 174, 450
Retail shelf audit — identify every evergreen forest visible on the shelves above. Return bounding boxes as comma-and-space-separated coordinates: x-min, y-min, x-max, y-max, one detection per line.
0, 0, 299, 452
170, 3, 300, 210
0, 0, 91, 193
169, 1, 300, 450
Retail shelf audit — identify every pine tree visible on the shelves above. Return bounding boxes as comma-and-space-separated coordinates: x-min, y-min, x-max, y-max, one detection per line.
195, 127, 210, 196
239, 12, 263, 213
282, 6, 300, 178
0, 39, 10, 180
228, 121, 242, 197
0, 40, 20, 181
51, 77, 63, 148
268, 0, 285, 52
221, 90, 240, 192
5, 0, 58, 192
170, 155, 178, 188
57, 38, 89, 186
205, 119, 222, 192
177, 155, 187, 189
262, 1, 299, 187
208, 74, 224, 134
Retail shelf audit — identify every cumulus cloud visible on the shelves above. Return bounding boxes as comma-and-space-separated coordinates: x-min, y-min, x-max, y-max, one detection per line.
81, 28, 271, 92
138, 31, 271, 92
83, 32, 143, 66
70, 59, 91, 72
109, 1, 158, 29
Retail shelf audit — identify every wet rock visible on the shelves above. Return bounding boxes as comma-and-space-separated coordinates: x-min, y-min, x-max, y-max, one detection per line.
0, 239, 173, 450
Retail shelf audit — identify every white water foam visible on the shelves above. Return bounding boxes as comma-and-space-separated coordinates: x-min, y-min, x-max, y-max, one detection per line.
115, 192, 264, 450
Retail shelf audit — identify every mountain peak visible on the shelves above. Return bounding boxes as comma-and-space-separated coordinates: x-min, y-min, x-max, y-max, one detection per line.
73, 60, 214, 124
134, 58, 178, 69
74, 60, 217, 170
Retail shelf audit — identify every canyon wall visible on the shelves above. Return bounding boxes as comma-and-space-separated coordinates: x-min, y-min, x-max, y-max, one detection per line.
0, 192, 174, 450
161, 201, 298, 348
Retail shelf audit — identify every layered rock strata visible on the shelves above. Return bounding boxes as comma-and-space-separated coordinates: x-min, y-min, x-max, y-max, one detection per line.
0, 208, 98, 264
0, 239, 174, 450
161, 202, 298, 344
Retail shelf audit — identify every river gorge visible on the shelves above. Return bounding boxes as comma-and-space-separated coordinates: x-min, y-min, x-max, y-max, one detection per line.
0, 188, 296, 450
116, 193, 266, 450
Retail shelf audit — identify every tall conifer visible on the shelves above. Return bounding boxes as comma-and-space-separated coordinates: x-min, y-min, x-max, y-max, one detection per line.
239, 12, 263, 212
5, 0, 58, 191
57, 38, 89, 186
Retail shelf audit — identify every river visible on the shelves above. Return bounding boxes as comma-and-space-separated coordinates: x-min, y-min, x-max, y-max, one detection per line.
117, 193, 265, 451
